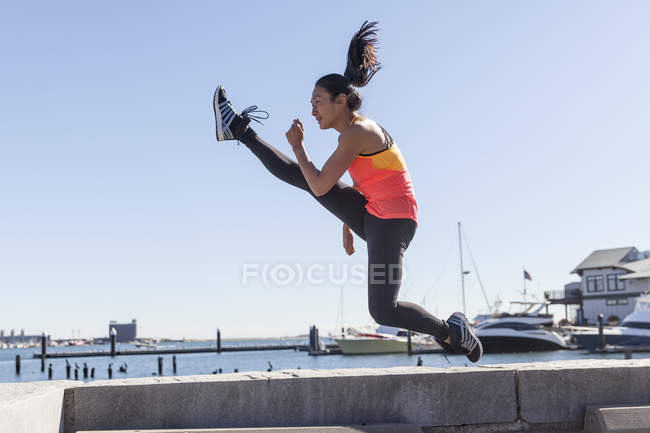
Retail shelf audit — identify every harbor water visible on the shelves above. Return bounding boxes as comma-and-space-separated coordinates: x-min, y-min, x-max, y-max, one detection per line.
3, 337, 650, 383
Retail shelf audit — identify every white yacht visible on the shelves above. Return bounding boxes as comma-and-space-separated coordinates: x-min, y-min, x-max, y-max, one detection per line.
333, 324, 440, 355
571, 294, 650, 351
473, 302, 573, 352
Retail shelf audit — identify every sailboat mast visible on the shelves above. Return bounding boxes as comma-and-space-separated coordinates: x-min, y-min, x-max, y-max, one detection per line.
340, 285, 344, 336
458, 221, 466, 314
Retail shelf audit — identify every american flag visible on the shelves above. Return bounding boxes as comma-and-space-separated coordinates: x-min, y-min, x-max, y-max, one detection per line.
524, 270, 532, 281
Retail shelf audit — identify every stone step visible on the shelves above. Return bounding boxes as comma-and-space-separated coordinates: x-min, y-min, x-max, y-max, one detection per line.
76, 424, 423, 433
585, 405, 650, 433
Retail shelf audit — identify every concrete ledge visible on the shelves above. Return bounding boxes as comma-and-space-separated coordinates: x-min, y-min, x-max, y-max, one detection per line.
76, 424, 423, 432
66, 366, 516, 432
584, 405, 650, 433
512, 359, 650, 425
0, 380, 75, 433
2, 359, 650, 433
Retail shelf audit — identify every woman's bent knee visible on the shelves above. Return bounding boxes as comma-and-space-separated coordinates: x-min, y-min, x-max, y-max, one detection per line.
368, 301, 398, 326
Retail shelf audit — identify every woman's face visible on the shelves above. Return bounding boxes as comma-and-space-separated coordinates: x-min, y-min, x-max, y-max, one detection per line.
311, 86, 345, 130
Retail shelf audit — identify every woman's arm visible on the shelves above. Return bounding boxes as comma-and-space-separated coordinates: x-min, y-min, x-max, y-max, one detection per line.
343, 223, 355, 255
286, 118, 366, 197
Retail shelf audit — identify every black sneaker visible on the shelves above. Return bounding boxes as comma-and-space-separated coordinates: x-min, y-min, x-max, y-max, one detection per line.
213, 85, 268, 142
447, 312, 483, 363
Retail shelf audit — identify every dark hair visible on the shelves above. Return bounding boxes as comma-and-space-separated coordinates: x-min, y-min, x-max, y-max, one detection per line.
315, 20, 382, 111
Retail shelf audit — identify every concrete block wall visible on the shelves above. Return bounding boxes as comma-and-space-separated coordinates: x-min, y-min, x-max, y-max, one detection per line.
0, 380, 74, 433
1, 359, 650, 433
516, 360, 650, 424
66, 366, 516, 432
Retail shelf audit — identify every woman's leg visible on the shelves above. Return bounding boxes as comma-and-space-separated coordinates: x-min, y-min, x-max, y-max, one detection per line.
365, 213, 449, 341
240, 127, 368, 240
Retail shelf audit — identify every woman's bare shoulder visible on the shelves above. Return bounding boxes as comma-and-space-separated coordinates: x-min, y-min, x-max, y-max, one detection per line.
342, 116, 386, 153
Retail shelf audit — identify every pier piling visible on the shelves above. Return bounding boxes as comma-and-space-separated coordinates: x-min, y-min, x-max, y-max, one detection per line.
83, 363, 88, 379
173, 355, 177, 374
48, 363, 53, 379
15, 355, 20, 375
66, 360, 71, 379
597, 314, 605, 349
110, 328, 116, 357
91, 367, 95, 378
407, 331, 412, 355
309, 325, 320, 352
108, 363, 113, 379
40, 332, 47, 372
157, 356, 163, 376
217, 329, 221, 353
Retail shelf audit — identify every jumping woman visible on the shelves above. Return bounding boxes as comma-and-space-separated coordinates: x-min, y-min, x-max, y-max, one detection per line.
213, 21, 482, 363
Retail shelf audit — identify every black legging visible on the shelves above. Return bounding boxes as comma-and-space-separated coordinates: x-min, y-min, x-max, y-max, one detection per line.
240, 128, 449, 341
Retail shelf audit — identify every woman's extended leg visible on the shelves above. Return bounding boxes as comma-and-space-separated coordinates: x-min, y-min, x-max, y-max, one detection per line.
364, 213, 450, 341
240, 127, 368, 240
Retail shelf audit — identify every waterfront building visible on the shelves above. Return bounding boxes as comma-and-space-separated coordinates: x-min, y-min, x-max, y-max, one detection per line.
108, 319, 137, 342
570, 247, 650, 324
0, 330, 45, 344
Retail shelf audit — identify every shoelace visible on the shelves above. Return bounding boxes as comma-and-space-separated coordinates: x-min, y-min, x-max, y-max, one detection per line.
434, 337, 453, 365
240, 105, 269, 125
232, 105, 269, 146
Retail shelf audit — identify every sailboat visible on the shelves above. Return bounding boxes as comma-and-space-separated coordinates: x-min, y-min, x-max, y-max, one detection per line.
330, 282, 441, 355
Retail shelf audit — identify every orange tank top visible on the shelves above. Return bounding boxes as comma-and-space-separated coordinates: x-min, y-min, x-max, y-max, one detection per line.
346, 115, 418, 223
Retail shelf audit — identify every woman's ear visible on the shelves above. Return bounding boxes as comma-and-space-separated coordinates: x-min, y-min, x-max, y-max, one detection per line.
335, 93, 347, 106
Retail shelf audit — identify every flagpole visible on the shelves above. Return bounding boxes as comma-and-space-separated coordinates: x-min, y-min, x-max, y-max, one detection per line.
523, 266, 526, 303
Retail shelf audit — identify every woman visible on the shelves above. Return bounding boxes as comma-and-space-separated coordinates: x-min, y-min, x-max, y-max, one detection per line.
213, 21, 482, 362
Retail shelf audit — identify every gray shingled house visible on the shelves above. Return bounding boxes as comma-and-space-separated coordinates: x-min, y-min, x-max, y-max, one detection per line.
571, 247, 650, 324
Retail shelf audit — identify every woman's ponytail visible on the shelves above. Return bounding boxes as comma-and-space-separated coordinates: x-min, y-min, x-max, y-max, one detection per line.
343, 20, 382, 88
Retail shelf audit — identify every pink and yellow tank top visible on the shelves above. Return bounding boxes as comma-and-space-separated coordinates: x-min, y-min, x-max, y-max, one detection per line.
346, 116, 418, 223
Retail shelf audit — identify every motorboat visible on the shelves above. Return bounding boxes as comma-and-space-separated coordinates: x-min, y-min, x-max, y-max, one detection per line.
134, 339, 158, 349
473, 302, 555, 327
473, 302, 573, 352
571, 294, 650, 351
333, 324, 440, 355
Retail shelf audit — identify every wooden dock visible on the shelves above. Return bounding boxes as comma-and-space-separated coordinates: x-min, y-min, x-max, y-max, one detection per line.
33, 344, 310, 359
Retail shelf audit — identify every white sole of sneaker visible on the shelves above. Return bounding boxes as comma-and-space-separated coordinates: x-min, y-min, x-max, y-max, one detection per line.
213, 86, 224, 141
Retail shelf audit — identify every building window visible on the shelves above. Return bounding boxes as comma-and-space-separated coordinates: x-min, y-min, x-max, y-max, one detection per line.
587, 275, 604, 292
607, 274, 625, 291
607, 275, 615, 291
606, 298, 628, 306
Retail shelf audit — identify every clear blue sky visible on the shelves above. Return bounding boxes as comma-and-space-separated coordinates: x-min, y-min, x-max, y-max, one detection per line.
1, 1, 649, 339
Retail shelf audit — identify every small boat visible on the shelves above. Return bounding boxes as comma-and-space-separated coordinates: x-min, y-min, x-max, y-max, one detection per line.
134, 341, 158, 349
571, 294, 650, 351
473, 302, 573, 353
333, 324, 438, 355
133, 338, 159, 349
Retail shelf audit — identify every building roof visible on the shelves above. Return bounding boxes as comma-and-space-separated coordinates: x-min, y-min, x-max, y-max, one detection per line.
619, 257, 650, 280
571, 247, 638, 275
